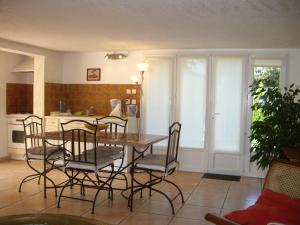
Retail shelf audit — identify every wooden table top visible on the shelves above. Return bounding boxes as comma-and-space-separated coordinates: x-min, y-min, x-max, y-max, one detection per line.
32, 131, 167, 148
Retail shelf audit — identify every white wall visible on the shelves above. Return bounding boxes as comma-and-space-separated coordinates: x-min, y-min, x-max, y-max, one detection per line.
0, 38, 64, 83
63, 49, 300, 86
287, 49, 300, 86
0, 51, 28, 157
63, 52, 143, 84
0, 38, 64, 116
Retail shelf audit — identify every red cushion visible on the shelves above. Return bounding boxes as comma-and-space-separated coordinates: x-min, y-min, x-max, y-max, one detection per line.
224, 189, 300, 225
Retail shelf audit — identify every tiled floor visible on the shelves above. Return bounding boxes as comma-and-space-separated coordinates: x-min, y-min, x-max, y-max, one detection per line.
0, 160, 263, 225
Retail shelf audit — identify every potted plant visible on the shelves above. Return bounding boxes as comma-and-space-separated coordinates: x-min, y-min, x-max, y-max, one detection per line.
250, 81, 300, 169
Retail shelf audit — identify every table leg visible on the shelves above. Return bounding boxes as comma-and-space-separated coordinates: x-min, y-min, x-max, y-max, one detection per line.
130, 146, 135, 211
43, 142, 47, 198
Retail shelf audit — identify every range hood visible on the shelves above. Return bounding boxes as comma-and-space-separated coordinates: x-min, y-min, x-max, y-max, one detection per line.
13, 57, 34, 72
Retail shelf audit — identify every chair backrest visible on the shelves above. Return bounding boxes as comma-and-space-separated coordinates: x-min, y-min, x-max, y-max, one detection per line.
96, 116, 128, 134
96, 116, 128, 147
61, 120, 97, 166
22, 115, 43, 154
165, 122, 181, 170
263, 160, 300, 199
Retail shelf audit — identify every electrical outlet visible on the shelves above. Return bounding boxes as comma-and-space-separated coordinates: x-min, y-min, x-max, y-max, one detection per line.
126, 89, 131, 94
131, 89, 136, 94
125, 99, 130, 104
131, 99, 136, 104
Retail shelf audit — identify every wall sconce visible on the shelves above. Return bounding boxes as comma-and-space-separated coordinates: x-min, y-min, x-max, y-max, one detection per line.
136, 62, 149, 90
136, 63, 149, 76
105, 53, 127, 60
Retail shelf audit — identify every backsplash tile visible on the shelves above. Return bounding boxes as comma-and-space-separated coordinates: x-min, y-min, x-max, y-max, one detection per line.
44, 83, 140, 116
6, 83, 33, 114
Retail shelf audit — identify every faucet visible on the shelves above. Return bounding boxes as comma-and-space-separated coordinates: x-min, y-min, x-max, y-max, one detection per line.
86, 106, 95, 116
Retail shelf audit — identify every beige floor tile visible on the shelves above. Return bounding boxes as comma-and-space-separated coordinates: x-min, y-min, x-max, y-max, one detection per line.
176, 204, 220, 220
186, 194, 226, 208
226, 186, 261, 201
222, 198, 256, 211
169, 217, 214, 225
0, 159, 263, 224
150, 191, 188, 204
82, 202, 131, 225
12, 192, 57, 212
0, 206, 38, 217
137, 199, 182, 215
120, 212, 172, 225
41, 199, 92, 215
0, 189, 37, 207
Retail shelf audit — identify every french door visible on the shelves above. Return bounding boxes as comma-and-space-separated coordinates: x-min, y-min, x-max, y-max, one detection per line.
144, 54, 276, 176
207, 56, 247, 175
244, 56, 286, 177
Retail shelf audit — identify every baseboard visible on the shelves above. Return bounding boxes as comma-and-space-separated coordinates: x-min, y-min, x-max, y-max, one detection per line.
0, 156, 10, 161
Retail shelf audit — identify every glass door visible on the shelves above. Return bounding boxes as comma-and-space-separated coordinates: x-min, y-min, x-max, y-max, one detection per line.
208, 56, 246, 175
245, 57, 284, 177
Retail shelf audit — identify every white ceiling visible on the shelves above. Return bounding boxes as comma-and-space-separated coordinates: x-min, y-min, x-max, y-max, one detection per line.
0, 0, 300, 52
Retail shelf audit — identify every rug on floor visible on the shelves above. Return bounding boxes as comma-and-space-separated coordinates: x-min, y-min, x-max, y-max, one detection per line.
202, 173, 241, 181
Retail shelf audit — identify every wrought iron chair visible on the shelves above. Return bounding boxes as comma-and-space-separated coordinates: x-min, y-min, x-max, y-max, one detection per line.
18, 115, 63, 197
205, 160, 300, 225
57, 120, 116, 214
129, 122, 184, 214
96, 116, 129, 192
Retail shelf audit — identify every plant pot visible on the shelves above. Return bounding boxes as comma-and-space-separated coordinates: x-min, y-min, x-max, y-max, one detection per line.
283, 146, 300, 162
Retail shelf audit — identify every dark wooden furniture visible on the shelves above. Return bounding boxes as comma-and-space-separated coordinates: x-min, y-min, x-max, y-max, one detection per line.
205, 160, 300, 225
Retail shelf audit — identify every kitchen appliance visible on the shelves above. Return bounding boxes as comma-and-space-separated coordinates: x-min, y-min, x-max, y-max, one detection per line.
7, 114, 31, 159
110, 99, 121, 111
127, 104, 138, 117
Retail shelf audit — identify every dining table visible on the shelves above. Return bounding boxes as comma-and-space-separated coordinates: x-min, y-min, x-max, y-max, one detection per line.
30, 130, 168, 211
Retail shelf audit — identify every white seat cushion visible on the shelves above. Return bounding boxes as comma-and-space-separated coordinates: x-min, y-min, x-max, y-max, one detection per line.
66, 157, 113, 171
27, 146, 63, 160
135, 154, 178, 172
66, 148, 115, 171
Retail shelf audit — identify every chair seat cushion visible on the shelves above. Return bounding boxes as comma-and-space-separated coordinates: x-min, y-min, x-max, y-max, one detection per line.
27, 146, 63, 160
225, 189, 300, 225
135, 154, 178, 172
66, 148, 115, 171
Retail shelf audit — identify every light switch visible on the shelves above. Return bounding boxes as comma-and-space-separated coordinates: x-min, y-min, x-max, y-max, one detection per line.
131, 89, 136, 94
131, 99, 136, 104
126, 89, 131, 94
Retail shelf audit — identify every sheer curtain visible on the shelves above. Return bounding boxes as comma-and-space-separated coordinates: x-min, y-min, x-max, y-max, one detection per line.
143, 57, 173, 146
178, 57, 207, 149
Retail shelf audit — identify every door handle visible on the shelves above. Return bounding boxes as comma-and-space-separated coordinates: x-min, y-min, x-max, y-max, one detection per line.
212, 112, 221, 119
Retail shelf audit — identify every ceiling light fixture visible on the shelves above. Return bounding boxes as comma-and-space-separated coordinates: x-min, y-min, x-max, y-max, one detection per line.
105, 53, 127, 60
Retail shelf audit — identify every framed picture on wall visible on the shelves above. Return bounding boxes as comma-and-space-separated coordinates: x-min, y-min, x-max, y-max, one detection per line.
87, 68, 101, 81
